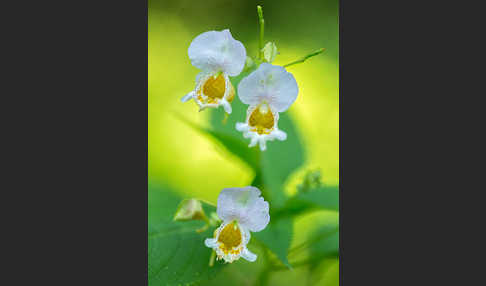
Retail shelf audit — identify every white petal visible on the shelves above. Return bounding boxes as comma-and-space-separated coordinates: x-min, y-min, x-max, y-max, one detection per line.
205, 238, 218, 248
237, 63, 298, 112
236, 112, 287, 151
242, 132, 252, 139
249, 136, 258, 147
221, 100, 232, 114
217, 186, 270, 232
241, 247, 257, 262
258, 137, 267, 151
242, 227, 251, 245
188, 29, 246, 76
195, 71, 207, 83
181, 91, 194, 103
236, 122, 249, 132
272, 129, 287, 141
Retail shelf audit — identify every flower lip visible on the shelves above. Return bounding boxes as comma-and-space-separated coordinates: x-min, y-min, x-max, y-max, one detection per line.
182, 71, 234, 113
217, 221, 242, 252
248, 102, 276, 135
199, 72, 226, 103
235, 104, 287, 151
205, 220, 252, 263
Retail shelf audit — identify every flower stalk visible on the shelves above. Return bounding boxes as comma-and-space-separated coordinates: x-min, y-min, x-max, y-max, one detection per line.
283, 48, 326, 68
209, 250, 216, 267
257, 5, 265, 60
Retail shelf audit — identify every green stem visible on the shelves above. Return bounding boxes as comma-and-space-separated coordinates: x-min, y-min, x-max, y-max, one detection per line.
257, 5, 265, 60
251, 150, 269, 201
209, 250, 216, 267
256, 248, 271, 286
283, 48, 326, 68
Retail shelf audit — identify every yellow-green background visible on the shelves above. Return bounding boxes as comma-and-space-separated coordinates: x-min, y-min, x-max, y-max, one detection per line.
149, 0, 339, 285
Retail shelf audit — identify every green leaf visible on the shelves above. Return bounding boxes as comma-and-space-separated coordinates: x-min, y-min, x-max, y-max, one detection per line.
309, 258, 339, 286
148, 182, 225, 286
260, 113, 305, 208
148, 181, 181, 225
149, 221, 223, 286
174, 115, 260, 171
275, 185, 339, 219
308, 221, 339, 275
310, 230, 339, 260
297, 185, 339, 211
308, 215, 339, 263
287, 213, 338, 270
253, 218, 293, 268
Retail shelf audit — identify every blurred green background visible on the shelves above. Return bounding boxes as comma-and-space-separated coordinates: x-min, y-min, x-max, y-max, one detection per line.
148, 0, 339, 285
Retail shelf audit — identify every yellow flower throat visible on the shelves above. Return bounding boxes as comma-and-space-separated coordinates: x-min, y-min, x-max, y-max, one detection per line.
217, 222, 242, 255
198, 73, 234, 104
249, 103, 274, 135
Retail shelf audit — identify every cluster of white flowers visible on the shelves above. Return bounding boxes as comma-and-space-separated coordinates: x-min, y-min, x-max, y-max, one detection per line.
182, 29, 299, 151
178, 28, 306, 264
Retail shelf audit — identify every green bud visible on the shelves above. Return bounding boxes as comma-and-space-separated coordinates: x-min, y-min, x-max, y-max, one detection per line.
244, 56, 255, 71
173, 199, 207, 221
263, 42, 278, 63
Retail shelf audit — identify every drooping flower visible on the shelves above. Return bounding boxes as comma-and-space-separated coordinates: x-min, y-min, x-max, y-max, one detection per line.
205, 186, 270, 263
181, 29, 247, 114
236, 63, 299, 151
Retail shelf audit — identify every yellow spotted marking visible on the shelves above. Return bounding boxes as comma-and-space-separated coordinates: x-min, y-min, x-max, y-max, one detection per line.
217, 222, 242, 254
201, 73, 226, 104
249, 103, 274, 135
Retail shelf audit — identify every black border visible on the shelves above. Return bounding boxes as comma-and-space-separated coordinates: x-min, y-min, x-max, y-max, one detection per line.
3, 0, 149, 284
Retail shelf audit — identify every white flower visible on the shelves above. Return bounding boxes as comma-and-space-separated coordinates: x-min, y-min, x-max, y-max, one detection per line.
236, 63, 298, 151
181, 29, 247, 114
204, 186, 270, 263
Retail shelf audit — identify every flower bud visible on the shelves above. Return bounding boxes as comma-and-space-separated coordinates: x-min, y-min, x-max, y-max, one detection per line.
244, 56, 255, 71
263, 42, 278, 63
173, 199, 207, 221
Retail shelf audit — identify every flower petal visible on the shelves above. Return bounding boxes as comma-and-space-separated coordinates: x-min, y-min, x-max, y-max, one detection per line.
217, 186, 270, 232
272, 129, 287, 140
258, 137, 267, 151
204, 238, 218, 248
188, 29, 246, 76
181, 91, 194, 103
241, 247, 257, 262
220, 99, 232, 114
237, 63, 298, 112
242, 227, 251, 245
